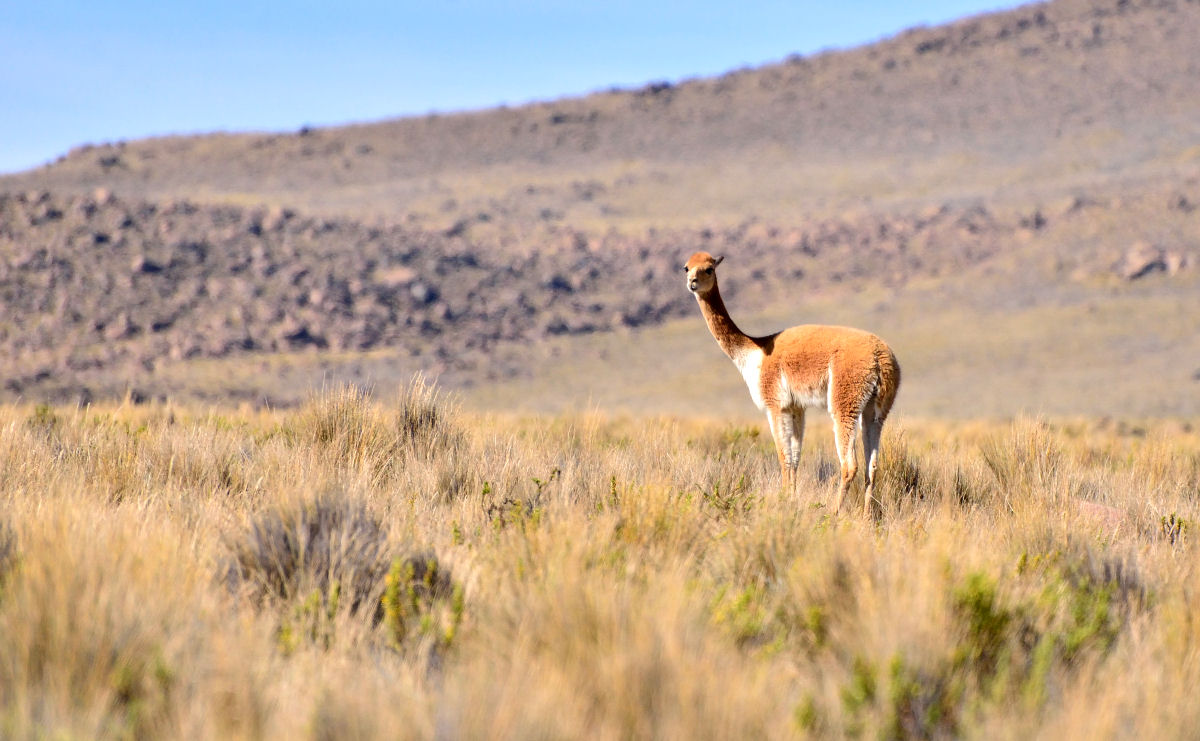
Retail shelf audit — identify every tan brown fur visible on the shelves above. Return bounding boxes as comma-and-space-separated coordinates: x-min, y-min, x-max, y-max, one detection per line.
684, 251, 900, 516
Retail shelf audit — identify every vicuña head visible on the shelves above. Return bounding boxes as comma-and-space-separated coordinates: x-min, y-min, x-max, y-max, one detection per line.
684, 251, 723, 296
683, 251, 901, 517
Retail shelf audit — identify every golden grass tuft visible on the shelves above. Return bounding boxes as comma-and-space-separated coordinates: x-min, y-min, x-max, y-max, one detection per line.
0, 380, 1198, 738
222, 489, 395, 614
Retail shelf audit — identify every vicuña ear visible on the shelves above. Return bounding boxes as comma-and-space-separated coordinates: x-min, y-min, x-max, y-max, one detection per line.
714, 255, 725, 267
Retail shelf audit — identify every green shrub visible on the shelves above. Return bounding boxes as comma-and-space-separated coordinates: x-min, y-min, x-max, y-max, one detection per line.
381, 552, 462, 651
883, 655, 957, 741
1160, 513, 1190, 545
951, 571, 1014, 676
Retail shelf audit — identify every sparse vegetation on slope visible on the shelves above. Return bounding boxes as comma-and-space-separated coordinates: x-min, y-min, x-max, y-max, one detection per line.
1, 382, 1198, 738
2, 184, 1196, 408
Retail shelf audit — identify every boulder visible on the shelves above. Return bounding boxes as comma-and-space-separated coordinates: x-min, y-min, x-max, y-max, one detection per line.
1117, 241, 1166, 280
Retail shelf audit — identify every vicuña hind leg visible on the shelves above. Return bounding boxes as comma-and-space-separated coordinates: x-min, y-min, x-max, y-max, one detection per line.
786, 407, 805, 492
861, 403, 883, 518
831, 414, 860, 515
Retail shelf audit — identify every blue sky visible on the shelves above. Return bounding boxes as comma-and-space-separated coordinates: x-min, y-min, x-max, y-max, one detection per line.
2, 1, 1020, 174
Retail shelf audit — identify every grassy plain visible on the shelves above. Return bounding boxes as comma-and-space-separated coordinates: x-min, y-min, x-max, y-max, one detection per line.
140, 270, 1200, 420
1, 380, 1198, 739
465, 274, 1200, 419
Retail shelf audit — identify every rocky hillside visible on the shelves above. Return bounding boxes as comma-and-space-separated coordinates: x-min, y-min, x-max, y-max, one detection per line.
3, 180, 1195, 403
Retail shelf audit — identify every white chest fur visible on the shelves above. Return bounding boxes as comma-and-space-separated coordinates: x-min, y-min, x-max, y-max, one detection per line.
733, 348, 766, 410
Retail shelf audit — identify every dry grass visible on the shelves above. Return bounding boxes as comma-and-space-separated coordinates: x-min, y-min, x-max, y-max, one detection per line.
1, 380, 1199, 739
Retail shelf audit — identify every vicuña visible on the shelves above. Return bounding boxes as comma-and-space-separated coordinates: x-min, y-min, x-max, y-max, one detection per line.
684, 252, 900, 516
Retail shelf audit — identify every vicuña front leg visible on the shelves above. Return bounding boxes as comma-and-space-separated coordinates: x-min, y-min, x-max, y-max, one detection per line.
768, 408, 795, 492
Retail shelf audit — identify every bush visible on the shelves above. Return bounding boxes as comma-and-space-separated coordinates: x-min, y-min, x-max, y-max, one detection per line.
291, 376, 462, 480
292, 384, 394, 472
980, 421, 1063, 495
394, 373, 461, 457
0, 520, 15, 590
879, 434, 923, 504
381, 552, 463, 652
222, 490, 393, 615
222, 491, 463, 658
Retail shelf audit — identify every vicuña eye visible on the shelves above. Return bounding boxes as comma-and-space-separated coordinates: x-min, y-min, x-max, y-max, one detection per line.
703, 267, 714, 274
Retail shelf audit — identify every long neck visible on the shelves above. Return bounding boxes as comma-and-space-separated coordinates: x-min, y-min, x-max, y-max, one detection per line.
696, 283, 757, 359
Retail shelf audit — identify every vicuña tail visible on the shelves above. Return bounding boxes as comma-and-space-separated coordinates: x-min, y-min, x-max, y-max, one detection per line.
875, 347, 901, 419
